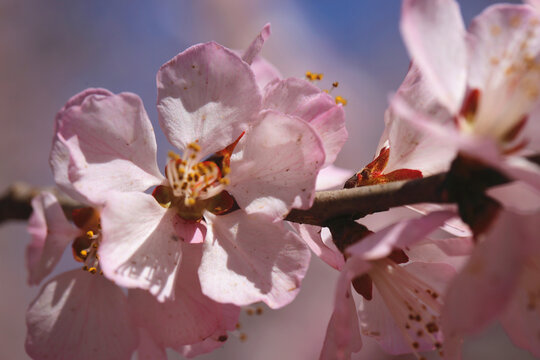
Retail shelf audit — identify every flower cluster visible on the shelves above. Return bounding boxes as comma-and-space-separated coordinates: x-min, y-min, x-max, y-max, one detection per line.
22, 1, 540, 360
25, 25, 347, 359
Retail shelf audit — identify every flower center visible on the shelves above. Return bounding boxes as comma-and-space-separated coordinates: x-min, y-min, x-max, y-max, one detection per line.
166, 142, 230, 207
154, 140, 240, 221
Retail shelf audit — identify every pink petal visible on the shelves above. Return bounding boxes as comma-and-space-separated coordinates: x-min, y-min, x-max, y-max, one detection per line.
401, 0, 467, 113
242, 23, 271, 65
250, 57, 282, 90
137, 329, 167, 360
50, 89, 163, 205
499, 263, 540, 358
360, 261, 453, 354
442, 211, 533, 353
405, 237, 473, 273
26, 270, 138, 360
263, 77, 347, 165
498, 156, 540, 192
229, 111, 325, 219
391, 92, 527, 177
346, 211, 456, 261
294, 223, 344, 271
407, 204, 472, 238
200, 211, 311, 309
487, 181, 540, 213
157, 42, 262, 157
315, 165, 355, 190
129, 243, 239, 348
26, 192, 80, 285
382, 66, 457, 175
389, 92, 463, 159
99, 192, 183, 301
527, 0, 540, 10
320, 257, 367, 360
174, 337, 227, 358
173, 217, 206, 244
467, 5, 540, 140
392, 72, 540, 190
525, 103, 540, 153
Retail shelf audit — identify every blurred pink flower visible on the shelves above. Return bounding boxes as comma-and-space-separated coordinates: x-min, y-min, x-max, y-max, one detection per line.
442, 210, 540, 359
25, 192, 139, 360
320, 211, 471, 360
394, 1, 540, 358
396, 0, 540, 190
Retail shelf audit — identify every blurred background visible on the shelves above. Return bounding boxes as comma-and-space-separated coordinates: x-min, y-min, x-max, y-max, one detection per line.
0, 0, 534, 359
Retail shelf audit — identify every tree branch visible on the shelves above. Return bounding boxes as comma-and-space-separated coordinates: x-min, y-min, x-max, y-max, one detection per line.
285, 173, 450, 226
1, 153, 538, 226
0, 182, 80, 225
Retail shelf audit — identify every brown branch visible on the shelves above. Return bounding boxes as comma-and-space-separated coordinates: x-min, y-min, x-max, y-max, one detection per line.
1, 152, 538, 226
285, 173, 451, 226
0, 182, 80, 225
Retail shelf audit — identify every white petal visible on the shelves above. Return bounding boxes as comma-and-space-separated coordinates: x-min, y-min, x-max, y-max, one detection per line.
199, 211, 310, 309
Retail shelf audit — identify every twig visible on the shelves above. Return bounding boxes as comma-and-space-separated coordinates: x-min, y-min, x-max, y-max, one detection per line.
0, 182, 80, 225
1, 152, 538, 226
285, 173, 450, 226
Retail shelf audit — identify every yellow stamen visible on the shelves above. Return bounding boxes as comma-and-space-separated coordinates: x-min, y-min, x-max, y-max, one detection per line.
86, 230, 94, 238
186, 198, 196, 206
187, 142, 201, 152
219, 178, 230, 185
80, 250, 88, 257
335, 95, 347, 106
88, 267, 97, 274
168, 151, 180, 160
305, 71, 323, 81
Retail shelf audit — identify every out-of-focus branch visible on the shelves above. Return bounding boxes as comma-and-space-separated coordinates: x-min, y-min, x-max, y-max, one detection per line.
0, 182, 80, 224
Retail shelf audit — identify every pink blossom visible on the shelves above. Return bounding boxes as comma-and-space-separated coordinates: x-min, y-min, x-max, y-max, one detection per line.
395, 3, 540, 358
320, 211, 471, 359
25, 193, 139, 360
442, 209, 540, 359
96, 26, 346, 308
49, 88, 164, 205
26, 269, 139, 360
26, 190, 239, 360
397, 0, 540, 190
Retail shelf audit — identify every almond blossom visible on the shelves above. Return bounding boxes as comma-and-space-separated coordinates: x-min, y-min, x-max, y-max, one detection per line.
442, 209, 540, 359
27, 83, 244, 359
25, 86, 168, 360
25, 192, 138, 360
320, 211, 471, 360
94, 26, 347, 309
395, 1, 540, 358
397, 0, 540, 190
26, 190, 242, 360
297, 60, 463, 273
